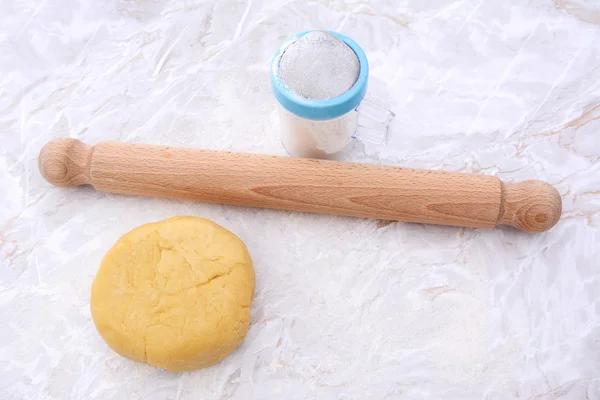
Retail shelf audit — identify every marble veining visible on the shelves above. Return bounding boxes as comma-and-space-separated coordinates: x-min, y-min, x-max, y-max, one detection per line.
1, 0, 600, 399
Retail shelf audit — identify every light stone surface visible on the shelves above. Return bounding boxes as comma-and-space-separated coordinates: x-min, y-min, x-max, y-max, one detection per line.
1, 0, 600, 399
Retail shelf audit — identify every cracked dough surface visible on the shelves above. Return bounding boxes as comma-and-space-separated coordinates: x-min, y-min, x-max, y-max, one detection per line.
90, 216, 255, 372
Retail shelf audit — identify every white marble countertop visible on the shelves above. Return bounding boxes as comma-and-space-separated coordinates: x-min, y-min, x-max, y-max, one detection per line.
2, 1, 600, 399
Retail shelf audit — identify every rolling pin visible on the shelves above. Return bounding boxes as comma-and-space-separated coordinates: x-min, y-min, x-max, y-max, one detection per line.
38, 138, 562, 232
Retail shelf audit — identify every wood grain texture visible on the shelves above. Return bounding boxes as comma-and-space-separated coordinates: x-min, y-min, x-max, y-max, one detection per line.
38, 138, 562, 232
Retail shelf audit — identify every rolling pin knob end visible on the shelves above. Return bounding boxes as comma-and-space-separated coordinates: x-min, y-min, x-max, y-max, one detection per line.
39, 138, 92, 187
498, 180, 562, 232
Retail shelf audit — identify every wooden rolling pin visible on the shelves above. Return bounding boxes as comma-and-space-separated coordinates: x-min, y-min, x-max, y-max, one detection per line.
38, 138, 561, 232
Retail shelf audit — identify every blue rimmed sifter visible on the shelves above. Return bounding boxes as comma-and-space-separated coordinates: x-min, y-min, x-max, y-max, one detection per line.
271, 30, 394, 160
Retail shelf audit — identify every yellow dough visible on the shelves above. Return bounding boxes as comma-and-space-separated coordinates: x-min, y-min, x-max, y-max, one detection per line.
90, 216, 255, 372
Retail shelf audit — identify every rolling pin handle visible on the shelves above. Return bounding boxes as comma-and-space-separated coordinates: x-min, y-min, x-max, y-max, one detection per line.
498, 180, 562, 232
38, 138, 92, 187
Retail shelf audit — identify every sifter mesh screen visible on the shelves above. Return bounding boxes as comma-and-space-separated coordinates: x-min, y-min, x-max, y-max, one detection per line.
278, 31, 360, 100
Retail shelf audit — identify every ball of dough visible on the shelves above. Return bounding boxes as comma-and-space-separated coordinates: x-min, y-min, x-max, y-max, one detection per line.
90, 216, 255, 372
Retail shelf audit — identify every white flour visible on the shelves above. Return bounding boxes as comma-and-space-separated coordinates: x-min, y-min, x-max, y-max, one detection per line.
279, 31, 360, 100
278, 103, 357, 160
